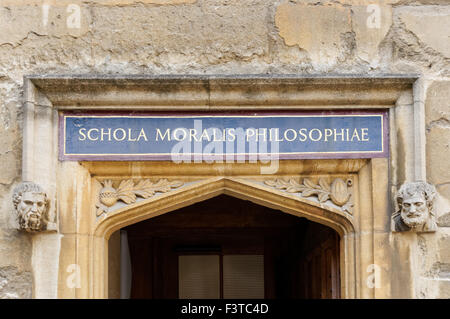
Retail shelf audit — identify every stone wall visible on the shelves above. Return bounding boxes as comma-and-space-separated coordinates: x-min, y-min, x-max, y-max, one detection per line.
0, 0, 448, 298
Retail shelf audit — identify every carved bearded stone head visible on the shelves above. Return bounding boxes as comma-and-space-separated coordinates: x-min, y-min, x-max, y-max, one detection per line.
12, 182, 49, 232
393, 181, 437, 232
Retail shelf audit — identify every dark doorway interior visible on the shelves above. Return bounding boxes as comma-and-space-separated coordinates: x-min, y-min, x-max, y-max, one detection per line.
124, 195, 340, 299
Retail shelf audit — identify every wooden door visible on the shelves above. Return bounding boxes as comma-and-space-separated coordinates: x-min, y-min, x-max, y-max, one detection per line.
300, 231, 340, 299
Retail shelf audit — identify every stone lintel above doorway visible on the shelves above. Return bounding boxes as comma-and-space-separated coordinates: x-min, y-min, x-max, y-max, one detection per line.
27, 74, 416, 110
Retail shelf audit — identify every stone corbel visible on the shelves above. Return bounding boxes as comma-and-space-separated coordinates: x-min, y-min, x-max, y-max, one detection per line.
263, 177, 354, 214
96, 178, 184, 217
12, 181, 56, 233
392, 181, 438, 233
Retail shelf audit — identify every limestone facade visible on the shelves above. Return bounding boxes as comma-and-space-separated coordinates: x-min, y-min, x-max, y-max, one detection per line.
0, 0, 448, 299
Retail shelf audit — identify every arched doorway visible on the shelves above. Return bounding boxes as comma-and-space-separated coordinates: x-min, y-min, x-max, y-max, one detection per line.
22, 76, 415, 299
110, 194, 340, 299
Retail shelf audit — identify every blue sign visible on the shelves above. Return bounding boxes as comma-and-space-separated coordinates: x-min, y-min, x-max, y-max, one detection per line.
59, 112, 388, 161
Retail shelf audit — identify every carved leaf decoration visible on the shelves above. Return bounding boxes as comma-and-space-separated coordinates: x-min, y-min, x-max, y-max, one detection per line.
263, 177, 353, 214
318, 192, 329, 203
170, 181, 184, 188
96, 178, 184, 217
286, 186, 300, 193
135, 179, 161, 198
102, 180, 113, 188
301, 188, 318, 197
290, 179, 299, 186
153, 179, 176, 192
303, 178, 317, 189
290, 179, 306, 192
96, 203, 107, 217
318, 178, 331, 192
118, 192, 137, 205
264, 180, 277, 187
116, 179, 134, 194
277, 179, 291, 189
133, 179, 154, 197
264, 179, 305, 192
114, 179, 137, 204
265, 179, 283, 189
342, 195, 354, 214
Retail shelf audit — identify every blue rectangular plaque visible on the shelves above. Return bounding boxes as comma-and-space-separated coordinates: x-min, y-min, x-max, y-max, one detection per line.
59, 112, 388, 161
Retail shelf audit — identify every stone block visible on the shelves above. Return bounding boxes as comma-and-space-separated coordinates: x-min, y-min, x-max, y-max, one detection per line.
275, 2, 353, 69
0, 266, 32, 298
438, 234, 450, 263
426, 126, 450, 190
0, 151, 18, 185
0, 86, 21, 186
439, 280, 450, 298
437, 210, 450, 229
425, 81, 450, 125
0, 231, 32, 270
426, 81, 450, 201
352, 4, 392, 66
0, 4, 91, 47
397, 6, 450, 58
90, 2, 269, 66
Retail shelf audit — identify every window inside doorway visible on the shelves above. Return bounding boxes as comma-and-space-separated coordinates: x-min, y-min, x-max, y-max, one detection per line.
178, 254, 264, 299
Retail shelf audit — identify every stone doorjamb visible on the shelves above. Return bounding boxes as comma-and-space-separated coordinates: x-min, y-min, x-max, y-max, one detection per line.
21, 75, 421, 298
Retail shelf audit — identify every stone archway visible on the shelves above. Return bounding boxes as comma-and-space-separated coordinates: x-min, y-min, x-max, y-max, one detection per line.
118, 194, 343, 299
20, 75, 417, 299
90, 175, 356, 299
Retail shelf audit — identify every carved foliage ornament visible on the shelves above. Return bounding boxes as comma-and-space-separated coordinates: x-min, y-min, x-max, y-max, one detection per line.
12, 182, 50, 232
264, 177, 353, 214
392, 181, 437, 233
96, 179, 184, 216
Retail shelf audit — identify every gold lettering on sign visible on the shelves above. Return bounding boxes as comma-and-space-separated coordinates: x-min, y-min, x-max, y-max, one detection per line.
77, 126, 372, 144
156, 128, 171, 141
78, 128, 148, 142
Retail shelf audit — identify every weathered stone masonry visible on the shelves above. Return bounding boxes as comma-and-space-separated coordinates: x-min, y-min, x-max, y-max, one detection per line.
0, 0, 449, 298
